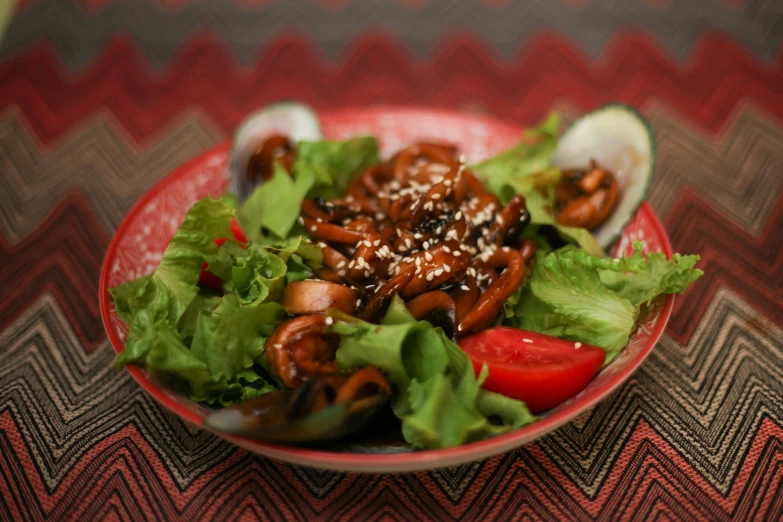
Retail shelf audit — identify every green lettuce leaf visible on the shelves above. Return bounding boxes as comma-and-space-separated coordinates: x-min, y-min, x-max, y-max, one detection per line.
530, 247, 638, 359
111, 196, 287, 404
296, 136, 380, 199
109, 197, 234, 330
506, 242, 702, 363
239, 137, 380, 243
189, 294, 285, 381
240, 162, 314, 243
331, 296, 535, 449
177, 294, 221, 345
190, 367, 278, 406
205, 241, 250, 286
231, 247, 288, 305
472, 113, 560, 196
598, 243, 704, 306
110, 275, 152, 324
117, 319, 212, 391
475, 389, 537, 428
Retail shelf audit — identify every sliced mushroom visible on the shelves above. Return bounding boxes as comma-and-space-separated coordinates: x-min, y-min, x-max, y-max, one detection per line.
282, 280, 358, 316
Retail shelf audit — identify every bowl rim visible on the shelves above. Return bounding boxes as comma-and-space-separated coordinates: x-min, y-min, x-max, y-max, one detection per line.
99, 106, 674, 472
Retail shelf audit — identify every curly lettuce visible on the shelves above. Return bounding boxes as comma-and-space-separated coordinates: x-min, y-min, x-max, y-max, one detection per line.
111, 197, 292, 404
506, 242, 703, 363
330, 296, 535, 449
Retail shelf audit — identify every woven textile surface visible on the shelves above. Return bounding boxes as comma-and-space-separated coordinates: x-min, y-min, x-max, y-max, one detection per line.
1, 1, 782, 520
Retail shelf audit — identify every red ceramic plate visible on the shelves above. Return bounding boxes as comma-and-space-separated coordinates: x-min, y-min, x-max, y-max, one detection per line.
100, 107, 673, 472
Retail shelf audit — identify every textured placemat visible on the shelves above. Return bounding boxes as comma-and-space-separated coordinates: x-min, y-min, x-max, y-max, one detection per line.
1, 1, 781, 520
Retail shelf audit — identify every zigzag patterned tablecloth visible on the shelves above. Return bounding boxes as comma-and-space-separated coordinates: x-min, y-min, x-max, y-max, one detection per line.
1, 1, 782, 520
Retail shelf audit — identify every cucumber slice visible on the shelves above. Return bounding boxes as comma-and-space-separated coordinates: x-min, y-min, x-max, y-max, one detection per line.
229, 101, 323, 201
553, 104, 655, 250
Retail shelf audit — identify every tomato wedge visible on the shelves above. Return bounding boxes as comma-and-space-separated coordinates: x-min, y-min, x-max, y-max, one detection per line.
459, 327, 606, 413
198, 218, 247, 290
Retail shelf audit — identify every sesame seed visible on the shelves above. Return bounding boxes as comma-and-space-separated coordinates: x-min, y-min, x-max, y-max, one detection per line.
310, 226, 317, 232
415, 266, 422, 274
444, 265, 451, 273
424, 252, 433, 262
348, 260, 355, 268
338, 270, 346, 277
522, 339, 532, 343
575, 342, 582, 349
443, 246, 451, 253
453, 250, 461, 257
364, 270, 370, 277
426, 272, 434, 281
298, 217, 305, 225
373, 239, 381, 246
434, 268, 444, 277
416, 258, 422, 266
274, 343, 283, 349
455, 211, 463, 220
395, 266, 401, 274
461, 285, 470, 291
414, 233, 423, 240
325, 316, 334, 325
356, 299, 361, 306
431, 193, 441, 200
363, 240, 372, 248
423, 241, 430, 249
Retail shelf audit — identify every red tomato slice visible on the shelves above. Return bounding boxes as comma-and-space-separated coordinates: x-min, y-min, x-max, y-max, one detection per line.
459, 327, 606, 413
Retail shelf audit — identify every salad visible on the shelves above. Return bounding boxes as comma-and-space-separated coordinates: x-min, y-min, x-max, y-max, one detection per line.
110, 103, 703, 450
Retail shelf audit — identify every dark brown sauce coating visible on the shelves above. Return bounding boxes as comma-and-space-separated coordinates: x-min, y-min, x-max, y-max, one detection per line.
555, 162, 619, 230
255, 139, 536, 388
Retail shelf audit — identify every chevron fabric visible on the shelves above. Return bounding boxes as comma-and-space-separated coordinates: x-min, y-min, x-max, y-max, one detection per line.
1, 1, 782, 520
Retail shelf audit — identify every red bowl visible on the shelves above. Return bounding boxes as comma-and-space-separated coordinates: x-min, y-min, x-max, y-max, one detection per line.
100, 107, 673, 472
